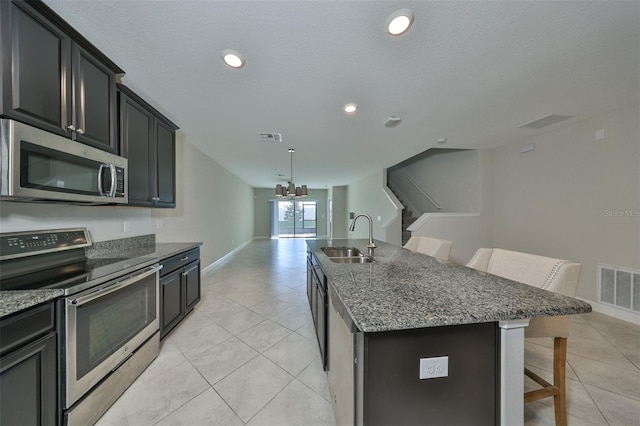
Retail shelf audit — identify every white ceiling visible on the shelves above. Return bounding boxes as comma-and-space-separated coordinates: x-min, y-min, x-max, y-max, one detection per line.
43, 0, 639, 189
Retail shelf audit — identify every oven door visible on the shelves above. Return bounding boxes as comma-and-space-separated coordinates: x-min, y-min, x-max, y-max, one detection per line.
63, 264, 161, 408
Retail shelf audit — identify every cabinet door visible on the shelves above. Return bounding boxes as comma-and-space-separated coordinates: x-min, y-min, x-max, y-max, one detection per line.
310, 272, 318, 326
155, 119, 176, 207
119, 92, 154, 205
72, 43, 117, 152
316, 284, 327, 370
306, 259, 314, 309
0, 332, 57, 425
184, 261, 201, 312
161, 271, 184, 338
1, 0, 71, 137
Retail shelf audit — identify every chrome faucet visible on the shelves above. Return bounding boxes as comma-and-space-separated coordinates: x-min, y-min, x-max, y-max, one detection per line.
349, 213, 377, 257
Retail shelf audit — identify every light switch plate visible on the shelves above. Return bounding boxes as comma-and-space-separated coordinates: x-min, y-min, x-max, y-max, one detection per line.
419, 356, 449, 379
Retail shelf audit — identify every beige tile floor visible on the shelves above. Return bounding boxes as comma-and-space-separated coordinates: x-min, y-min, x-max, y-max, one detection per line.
97, 239, 640, 425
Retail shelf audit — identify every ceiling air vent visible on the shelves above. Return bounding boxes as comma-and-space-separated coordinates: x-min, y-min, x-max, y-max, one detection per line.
260, 133, 283, 143
518, 114, 573, 129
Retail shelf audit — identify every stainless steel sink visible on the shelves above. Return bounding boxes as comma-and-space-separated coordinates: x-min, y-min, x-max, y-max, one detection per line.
321, 246, 374, 263
321, 247, 362, 257
329, 256, 374, 264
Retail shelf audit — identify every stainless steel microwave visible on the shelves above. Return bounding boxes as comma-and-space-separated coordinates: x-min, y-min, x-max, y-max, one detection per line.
0, 119, 127, 204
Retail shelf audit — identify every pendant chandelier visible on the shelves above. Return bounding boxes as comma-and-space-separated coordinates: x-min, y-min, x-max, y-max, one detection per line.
275, 148, 308, 198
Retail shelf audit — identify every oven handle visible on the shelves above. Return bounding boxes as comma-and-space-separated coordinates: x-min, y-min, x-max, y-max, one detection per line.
69, 264, 163, 306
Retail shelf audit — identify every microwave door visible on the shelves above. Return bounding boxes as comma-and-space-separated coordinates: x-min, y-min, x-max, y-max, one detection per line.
21, 142, 105, 197
1, 119, 127, 204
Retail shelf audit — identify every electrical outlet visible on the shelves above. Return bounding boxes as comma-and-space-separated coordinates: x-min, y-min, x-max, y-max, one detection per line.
419, 356, 448, 379
123, 221, 130, 233
156, 219, 163, 229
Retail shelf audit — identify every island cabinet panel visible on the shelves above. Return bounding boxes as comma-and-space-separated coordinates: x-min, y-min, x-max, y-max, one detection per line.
118, 83, 178, 208
307, 250, 328, 369
361, 322, 499, 425
1, 0, 122, 153
0, 302, 57, 426
159, 248, 201, 338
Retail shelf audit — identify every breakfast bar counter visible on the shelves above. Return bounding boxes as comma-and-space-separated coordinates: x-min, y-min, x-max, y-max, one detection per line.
306, 239, 591, 426
307, 239, 590, 332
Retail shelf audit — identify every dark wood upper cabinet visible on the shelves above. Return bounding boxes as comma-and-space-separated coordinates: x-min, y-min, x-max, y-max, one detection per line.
0, 0, 122, 153
155, 119, 176, 207
118, 84, 178, 208
71, 44, 118, 151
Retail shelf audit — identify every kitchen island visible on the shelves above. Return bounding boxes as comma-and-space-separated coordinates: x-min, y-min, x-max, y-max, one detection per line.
306, 239, 591, 426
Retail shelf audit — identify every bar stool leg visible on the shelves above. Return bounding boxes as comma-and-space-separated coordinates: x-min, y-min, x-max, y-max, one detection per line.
553, 337, 568, 426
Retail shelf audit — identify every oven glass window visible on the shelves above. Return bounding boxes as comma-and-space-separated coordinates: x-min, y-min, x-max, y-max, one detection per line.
75, 273, 157, 379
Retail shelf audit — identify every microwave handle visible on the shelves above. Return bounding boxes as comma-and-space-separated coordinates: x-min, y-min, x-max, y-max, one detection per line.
97, 164, 117, 197
97, 164, 108, 196
108, 163, 117, 197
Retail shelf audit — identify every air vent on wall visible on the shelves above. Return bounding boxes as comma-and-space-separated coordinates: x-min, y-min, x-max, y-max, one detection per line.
518, 114, 573, 129
598, 264, 640, 313
260, 133, 283, 143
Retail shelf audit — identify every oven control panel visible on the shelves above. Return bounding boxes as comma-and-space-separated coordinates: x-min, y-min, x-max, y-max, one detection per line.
0, 228, 91, 260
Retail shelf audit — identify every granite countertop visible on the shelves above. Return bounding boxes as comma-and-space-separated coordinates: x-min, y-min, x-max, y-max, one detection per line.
307, 239, 592, 333
0, 241, 202, 320
0, 290, 64, 318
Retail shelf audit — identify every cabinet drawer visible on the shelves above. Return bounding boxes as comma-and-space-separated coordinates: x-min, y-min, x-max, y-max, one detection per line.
0, 303, 55, 356
160, 247, 200, 276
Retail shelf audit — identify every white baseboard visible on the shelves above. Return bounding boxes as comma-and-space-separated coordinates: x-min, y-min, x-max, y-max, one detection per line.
201, 239, 253, 273
577, 297, 640, 325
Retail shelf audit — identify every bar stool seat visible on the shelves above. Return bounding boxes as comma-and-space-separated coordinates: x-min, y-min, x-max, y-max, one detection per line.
403, 236, 453, 261
466, 248, 582, 426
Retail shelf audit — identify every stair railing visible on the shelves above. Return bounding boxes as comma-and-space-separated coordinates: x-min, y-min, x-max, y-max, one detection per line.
391, 169, 442, 212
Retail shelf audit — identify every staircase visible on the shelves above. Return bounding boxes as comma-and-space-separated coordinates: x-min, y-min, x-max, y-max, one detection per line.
390, 189, 418, 245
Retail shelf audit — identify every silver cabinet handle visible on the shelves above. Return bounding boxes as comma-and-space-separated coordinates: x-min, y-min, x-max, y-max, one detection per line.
151, 197, 160, 202
67, 124, 76, 131
180, 256, 189, 261
76, 128, 85, 135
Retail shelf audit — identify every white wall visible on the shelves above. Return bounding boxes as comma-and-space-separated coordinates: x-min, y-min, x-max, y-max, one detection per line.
152, 132, 254, 268
0, 131, 255, 270
388, 149, 480, 215
345, 169, 402, 246
491, 104, 639, 304
330, 186, 347, 239
253, 188, 328, 238
0, 202, 153, 242
408, 150, 494, 264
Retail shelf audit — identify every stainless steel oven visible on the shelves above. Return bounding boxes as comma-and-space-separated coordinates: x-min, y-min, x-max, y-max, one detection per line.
0, 228, 161, 425
63, 264, 160, 409
0, 119, 128, 204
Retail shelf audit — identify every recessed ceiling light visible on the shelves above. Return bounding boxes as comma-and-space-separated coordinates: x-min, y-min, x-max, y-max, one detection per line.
344, 103, 358, 114
221, 49, 245, 68
386, 9, 414, 36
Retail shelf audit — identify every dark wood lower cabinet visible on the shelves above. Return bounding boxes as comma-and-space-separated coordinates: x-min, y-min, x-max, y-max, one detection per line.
0, 303, 57, 426
160, 248, 201, 339
161, 270, 184, 336
307, 251, 328, 369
